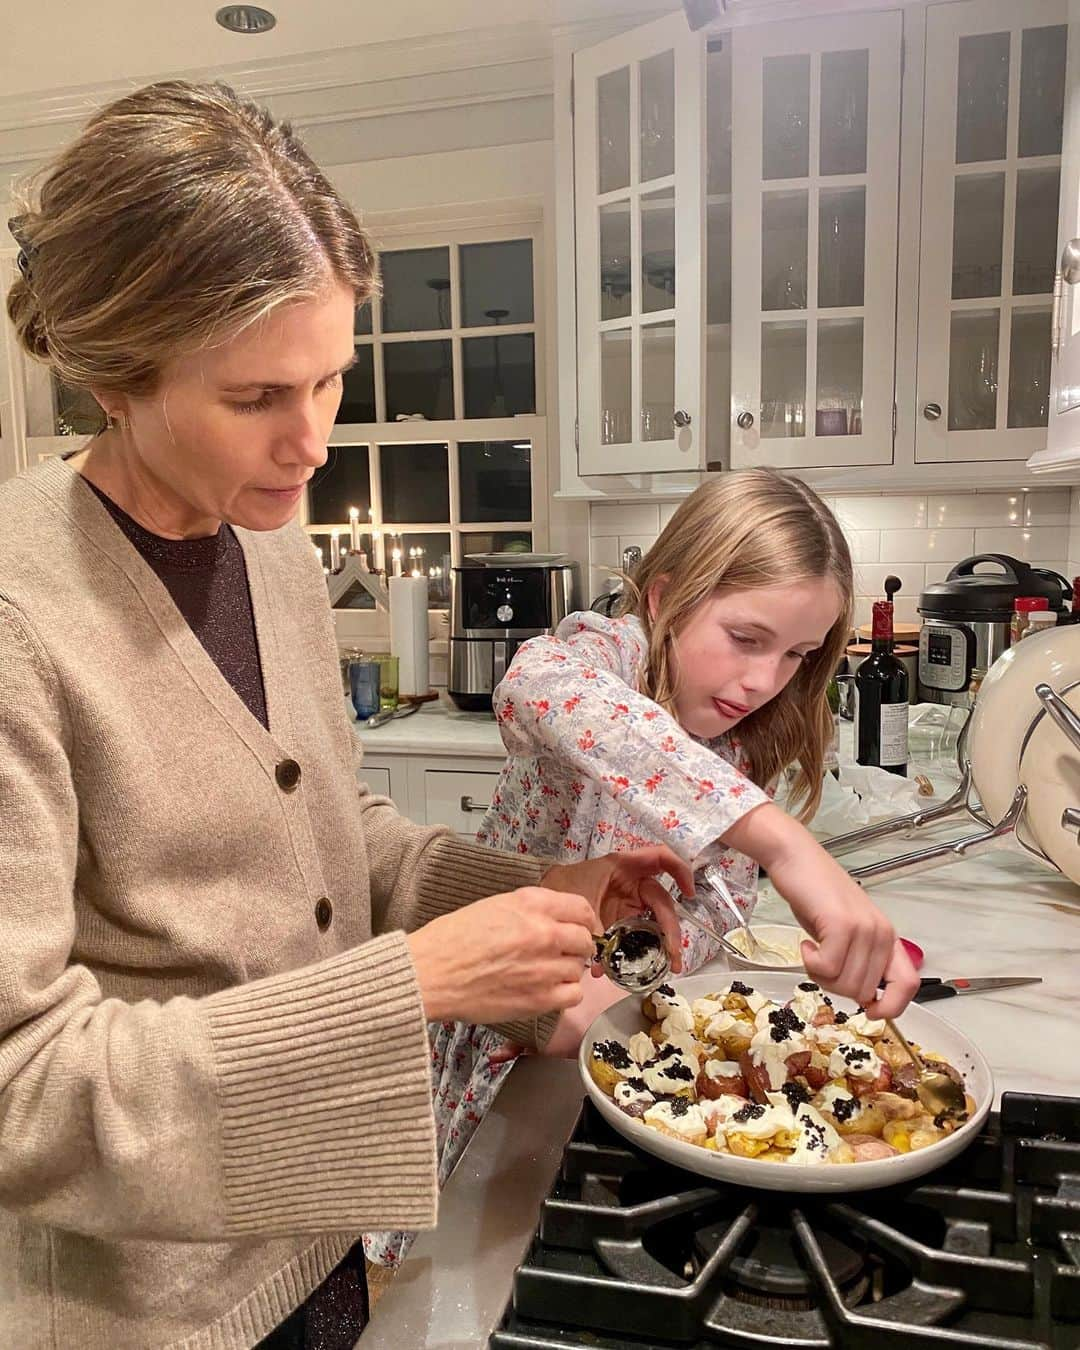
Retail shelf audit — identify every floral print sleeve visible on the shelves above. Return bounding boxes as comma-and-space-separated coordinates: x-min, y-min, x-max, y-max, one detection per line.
491, 610, 770, 865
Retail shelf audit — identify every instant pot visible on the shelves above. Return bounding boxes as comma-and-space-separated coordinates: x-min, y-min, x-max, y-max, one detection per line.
917, 553, 1070, 706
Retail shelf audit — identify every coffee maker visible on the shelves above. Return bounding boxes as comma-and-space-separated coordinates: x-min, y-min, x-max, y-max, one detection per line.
448, 560, 575, 712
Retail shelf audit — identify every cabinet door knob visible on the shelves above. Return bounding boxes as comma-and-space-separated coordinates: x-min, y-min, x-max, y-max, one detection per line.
673, 408, 692, 428
736, 410, 754, 430
923, 402, 942, 421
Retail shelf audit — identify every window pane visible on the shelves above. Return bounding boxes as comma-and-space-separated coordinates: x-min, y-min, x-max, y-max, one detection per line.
816, 318, 863, 435
398, 531, 451, 608
355, 301, 373, 336
461, 529, 533, 555
639, 49, 675, 182
53, 378, 104, 436
380, 247, 451, 332
459, 440, 531, 522
598, 66, 630, 194
1019, 25, 1067, 158
1014, 168, 1059, 295
948, 309, 1000, 430
707, 199, 731, 325
1007, 307, 1051, 428
762, 190, 808, 311
820, 49, 868, 176
460, 239, 534, 328
379, 443, 449, 522
600, 201, 632, 321
761, 320, 807, 437
706, 38, 732, 197
384, 340, 454, 421
762, 54, 810, 180
641, 188, 675, 313
818, 187, 865, 308
601, 328, 631, 445
641, 321, 675, 441
952, 174, 1004, 299
307, 446, 371, 524
956, 33, 1009, 164
310, 531, 376, 609
336, 345, 376, 424
462, 334, 536, 417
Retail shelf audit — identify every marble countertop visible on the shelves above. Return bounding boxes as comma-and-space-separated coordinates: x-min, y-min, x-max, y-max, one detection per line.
348, 696, 503, 758
361, 725, 1080, 1348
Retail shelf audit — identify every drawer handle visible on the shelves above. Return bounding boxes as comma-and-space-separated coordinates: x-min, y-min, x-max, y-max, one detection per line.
460, 795, 491, 813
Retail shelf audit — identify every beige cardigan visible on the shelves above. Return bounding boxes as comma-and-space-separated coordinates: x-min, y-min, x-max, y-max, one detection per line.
0, 457, 549, 1349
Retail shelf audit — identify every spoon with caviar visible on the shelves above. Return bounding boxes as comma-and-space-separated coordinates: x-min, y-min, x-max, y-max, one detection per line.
593, 903, 749, 993
884, 1016, 967, 1119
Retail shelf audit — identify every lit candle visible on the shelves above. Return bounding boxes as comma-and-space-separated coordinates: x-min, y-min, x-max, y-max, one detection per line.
391, 547, 403, 578
349, 506, 361, 552
330, 531, 342, 572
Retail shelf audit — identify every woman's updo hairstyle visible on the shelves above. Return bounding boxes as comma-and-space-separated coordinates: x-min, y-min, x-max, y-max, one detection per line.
6, 80, 376, 400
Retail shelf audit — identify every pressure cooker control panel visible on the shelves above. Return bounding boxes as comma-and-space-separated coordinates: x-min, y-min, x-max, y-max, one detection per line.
919, 624, 971, 692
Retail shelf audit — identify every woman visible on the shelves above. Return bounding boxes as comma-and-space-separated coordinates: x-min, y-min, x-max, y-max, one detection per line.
0, 81, 693, 1350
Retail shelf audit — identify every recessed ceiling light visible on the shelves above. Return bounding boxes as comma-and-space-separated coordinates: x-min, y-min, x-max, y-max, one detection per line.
216, 5, 276, 34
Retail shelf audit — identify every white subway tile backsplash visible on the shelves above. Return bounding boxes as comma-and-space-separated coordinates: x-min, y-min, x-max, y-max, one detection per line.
590, 535, 621, 568
844, 529, 880, 563
658, 502, 679, 530
832, 494, 927, 530
590, 502, 659, 537
879, 527, 975, 562
973, 526, 1068, 561
1023, 489, 1071, 526
853, 563, 925, 600
618, 534, 657, 562
926, 493, 1022, 527
892, 597, 922, 626
853, 597, 873, 629
923, 560, 958, 586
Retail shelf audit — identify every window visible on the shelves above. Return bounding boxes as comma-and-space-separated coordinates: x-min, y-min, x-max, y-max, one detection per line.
303, 220, 546, 611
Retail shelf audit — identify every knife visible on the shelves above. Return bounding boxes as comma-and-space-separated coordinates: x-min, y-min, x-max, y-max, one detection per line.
914, 976, 1042, 1003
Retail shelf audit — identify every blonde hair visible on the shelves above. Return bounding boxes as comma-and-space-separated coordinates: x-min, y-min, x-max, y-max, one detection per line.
6, 81, 376, 405
625, 470, 853, 821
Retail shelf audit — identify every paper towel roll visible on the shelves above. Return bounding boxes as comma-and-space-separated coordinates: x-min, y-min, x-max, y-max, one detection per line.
389, 575, 429, 697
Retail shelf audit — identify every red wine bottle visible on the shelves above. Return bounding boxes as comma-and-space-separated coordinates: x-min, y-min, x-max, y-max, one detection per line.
854, 576, 908, 776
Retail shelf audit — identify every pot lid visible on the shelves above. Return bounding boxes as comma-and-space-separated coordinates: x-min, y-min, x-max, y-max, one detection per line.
918, 553, 1070, 620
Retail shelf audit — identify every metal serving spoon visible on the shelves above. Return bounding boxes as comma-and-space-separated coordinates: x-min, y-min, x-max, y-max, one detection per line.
884, 1016, 967, 1118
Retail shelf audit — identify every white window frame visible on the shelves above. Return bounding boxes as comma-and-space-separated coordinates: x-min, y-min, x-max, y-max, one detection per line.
300, 213, 550, 631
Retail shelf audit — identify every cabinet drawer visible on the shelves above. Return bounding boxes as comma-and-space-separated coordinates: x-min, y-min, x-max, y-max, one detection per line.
359, 765, 392, 798
423, 769, 499, 834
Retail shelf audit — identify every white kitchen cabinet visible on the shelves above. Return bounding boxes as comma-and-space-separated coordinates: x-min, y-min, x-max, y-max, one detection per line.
1032, 0, 1080, 472
358, 764, 393, 798
421, 767, 501, 833
916, 0, 1067, 464
730, 10, 900, 470
573, 12, 705, 476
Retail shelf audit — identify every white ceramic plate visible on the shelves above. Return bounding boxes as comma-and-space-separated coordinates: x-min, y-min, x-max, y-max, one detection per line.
578, 972, 993, 1193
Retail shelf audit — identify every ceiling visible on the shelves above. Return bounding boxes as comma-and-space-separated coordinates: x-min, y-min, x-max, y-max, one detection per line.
1, 0, 667, 104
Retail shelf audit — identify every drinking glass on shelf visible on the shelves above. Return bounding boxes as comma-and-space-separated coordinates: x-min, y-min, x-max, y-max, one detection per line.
349, 660, 381, 721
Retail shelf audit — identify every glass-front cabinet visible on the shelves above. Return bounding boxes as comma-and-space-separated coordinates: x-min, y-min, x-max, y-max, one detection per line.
730, 11, 901, 470
569, 0, 1068, 481
917, 0, 1067, 462
574, 18, 704, 475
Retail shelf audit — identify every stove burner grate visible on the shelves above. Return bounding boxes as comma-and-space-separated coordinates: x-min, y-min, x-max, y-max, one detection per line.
491, 1092, 1080, 1349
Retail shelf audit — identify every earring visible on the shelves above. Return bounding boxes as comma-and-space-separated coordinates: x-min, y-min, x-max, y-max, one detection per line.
106, 412, 130, 431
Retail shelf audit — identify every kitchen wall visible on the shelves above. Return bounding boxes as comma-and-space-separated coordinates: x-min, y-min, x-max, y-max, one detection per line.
589, 488, 1074, 628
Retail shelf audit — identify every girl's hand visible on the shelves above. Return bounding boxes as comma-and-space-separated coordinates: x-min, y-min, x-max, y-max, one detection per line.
722, 803, 919, 1018
540, 845, 692, 976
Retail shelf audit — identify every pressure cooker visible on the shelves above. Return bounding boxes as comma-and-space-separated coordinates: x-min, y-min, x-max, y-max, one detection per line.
917, 553, 1070, 706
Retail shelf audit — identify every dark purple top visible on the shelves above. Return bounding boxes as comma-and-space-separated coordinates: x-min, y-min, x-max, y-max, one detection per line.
87, 480, 269, 729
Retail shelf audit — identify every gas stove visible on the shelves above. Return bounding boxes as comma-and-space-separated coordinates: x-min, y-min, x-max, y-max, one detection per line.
491, 1093, 1080, 1349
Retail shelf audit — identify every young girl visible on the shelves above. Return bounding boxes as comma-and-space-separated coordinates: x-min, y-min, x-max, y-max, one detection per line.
364, 469, 916, 1268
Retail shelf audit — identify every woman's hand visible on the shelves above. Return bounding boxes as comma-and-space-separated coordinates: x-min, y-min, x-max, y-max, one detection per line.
541, 845, 692, 977
406, 887, 601, 1025
722, 803, 919, 1018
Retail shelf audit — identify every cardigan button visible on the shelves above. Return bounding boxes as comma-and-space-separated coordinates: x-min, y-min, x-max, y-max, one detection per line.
275, 759, 302, 792
315, 897, 333, 931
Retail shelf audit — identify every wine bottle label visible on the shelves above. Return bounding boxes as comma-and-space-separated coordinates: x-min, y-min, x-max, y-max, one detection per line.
879, 701, 909, 767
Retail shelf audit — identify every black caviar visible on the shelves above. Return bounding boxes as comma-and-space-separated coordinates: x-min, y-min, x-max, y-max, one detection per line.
669, 1096, 692, 1117
729, 980, 753, 996
767, 1006, 806, 1043
593, 1039, 633, 1070
780, 1081, 811, 1110
732, 1102, 766, 1123
830, 1094, 859, 1124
